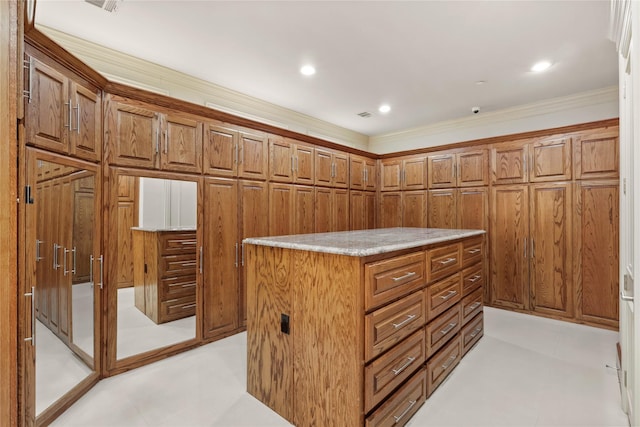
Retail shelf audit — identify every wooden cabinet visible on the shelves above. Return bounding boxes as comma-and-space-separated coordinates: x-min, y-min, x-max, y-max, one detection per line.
380, 159, 402, 191
314, 148, 348, 188
530, 136, 572, 182
160, 114, 203, 174
350, 155, 378, 191
203, 123, 237, 177
491, 140, 530, 185
428, 149, 488, 189
314, 187, 349, 233
293, 185, 315, 234
380, 156, 427, 191
269, 137, 316, 185
238, 130, 268, 180
380, 190, 426, 228
427, 187, 489, 231
379, 192, 402, 228
116, 175, 138, 289
574, 128, 619, 179
350, 191, 376, 231
427, 154, 455, 188
269, 183, 315, 236
427, 189, 456, 228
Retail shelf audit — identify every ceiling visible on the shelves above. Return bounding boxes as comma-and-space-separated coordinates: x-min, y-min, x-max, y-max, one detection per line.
34, 0, 618, 137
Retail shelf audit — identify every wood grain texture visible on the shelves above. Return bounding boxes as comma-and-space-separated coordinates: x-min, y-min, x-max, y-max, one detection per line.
238, 131, 268, 180
268, 183, 294, 236
350, 190, 366, 231
334, 188, 350, 231
333, 151, 349, 189
457, 187, 488, 231
364, 158, 378, 191
268, 136, 293, 183
530, 136, 572, 182
293, 185, 314, 234
402, 190, 427, 228
161, 114, 203, 174
490, 140, 529, 184
292, 141, 315, 185
427, 189, 456, 229
350, 154, 365, 190
70, 82, 101, 162
457, 149, 489, 187
365, 368, 427, 427
425, 304, 460, 357
203, 122, 238, 177
380, 159, 401, 192
402, 156, 427, 190
427, 154, 455, 189
425, 273, 461, 321
574, 127, 619, 179
461, 312, 483, 356
314, 186, 332, 233
314, 148, 333, 187
364, 251, 425, 312
426, 335, 460, 397
379, 192, 402, 228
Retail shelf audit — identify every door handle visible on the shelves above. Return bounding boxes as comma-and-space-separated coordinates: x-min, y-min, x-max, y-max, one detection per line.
620, 291, 634, 302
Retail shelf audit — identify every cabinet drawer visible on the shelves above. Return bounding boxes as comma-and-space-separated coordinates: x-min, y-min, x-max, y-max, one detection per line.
461, 263, 483, 296
161, 275, 197, 299
426, 243, 461, 282
365, 291, 425, 362
159, 254, 198, 278
365, 329, 425, 412
462, 313, 483, 357
159, 232, 197, 255
461, 287, 483, 325
426, 334, 460, 397
425, 273, 461, 321
461, 237, 483, 268
160, 295, 196, 323
426, 304, 460, 358
365, 252, 425, 312
365, 367, 427, 427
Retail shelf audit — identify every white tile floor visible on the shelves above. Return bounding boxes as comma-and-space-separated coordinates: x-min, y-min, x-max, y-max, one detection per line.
51, 307, 629, 427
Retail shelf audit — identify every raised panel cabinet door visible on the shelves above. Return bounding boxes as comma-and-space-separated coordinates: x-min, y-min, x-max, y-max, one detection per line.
350, 155, 365, 190
104, 96, 159, 168
575, 180, 619, 328
350, 191, 365, 230
530, 137, 572, 182
490, 185, 529, 310
457, 149, 489, 187
70, 82, 101, 162
427, 154, 455, 189
293, 185, 315, 235
333, 189, 350, 232
574, 128, 619, 179
380, 159, 401, 191
457, 187, 488, 231
364, 192, 377, 229
203, 123, 238, 177
292, 143, 315, 185
161, 114, 203, 173
379, 191, 402, 228
333, 152, 349, 188
364, 159, 378, 191
203, 177, 239, 339
269, 137, 293, 183
530, 183, 573, 318
269, 183, 295, 236
427, 189, 456, 229
314, 187, 332, 233
238, 131, 268, 180
57, 178, 73, 343
402, 156, 427, 190
314, 148, 333, 187
116, 175, 138, 289
491, 141, 529, 185
403, 190, 428, 228
27, 57, 69, 154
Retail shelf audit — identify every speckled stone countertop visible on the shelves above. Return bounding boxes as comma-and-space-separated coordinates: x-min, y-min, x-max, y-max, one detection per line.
131, 227, 196, 232
243, 228, 485, 257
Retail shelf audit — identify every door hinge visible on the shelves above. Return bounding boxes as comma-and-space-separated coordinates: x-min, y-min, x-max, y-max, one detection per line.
24, 185, 34, 204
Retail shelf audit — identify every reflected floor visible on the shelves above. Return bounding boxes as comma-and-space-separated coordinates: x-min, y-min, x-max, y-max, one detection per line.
71, 282, 93, 357
117, 287, 196, 360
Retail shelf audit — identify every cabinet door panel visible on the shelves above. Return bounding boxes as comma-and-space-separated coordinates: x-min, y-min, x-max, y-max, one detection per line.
314, 187, 332, 233
574, 129, 619, 179
427, 154, 455, 189
364, 159, 378, 191
162, 115, 202, 173
457, 187, 488, 231
379, 192, 402, 228
70, 83, 101, 162
269, 138, 293, 183
314, 149, 333, 187
333, 189, 350, 231
491, 142, 529, 184
350, 191, 365, 231
105, 97, 158, 168
364, 192, 377, 230
203, 124, 237, 177
350, 156, 365, 190
427, 189, 456, 229
293, 143, 315, 185
380, 160, 401, 191
402, 157, 427, 190
293, 185, 315, 235
239, 132, 268, 180
333, 152, 349, 189
269, 183, 294, 236
457, 150, 488, 187
116, 175, 138, 289
403, 190, 427, 228
530, 137, 572, 182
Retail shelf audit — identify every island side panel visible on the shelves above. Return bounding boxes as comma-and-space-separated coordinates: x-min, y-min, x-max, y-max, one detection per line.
246, 244, 294, 422
292, 250, 364, 427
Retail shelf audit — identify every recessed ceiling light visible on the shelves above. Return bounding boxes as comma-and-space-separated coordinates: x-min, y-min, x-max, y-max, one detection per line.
378, 104, 391, 114
531, 61, 552, 72
300, 65, 316, 76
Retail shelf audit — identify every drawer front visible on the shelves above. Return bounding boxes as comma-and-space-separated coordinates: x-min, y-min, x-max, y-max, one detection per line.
365, 252, 425, 312
159, 232, 197, 255
365, 367, 427, 427
425, 273, 461, 321
159, 254, 198, 278
461, 263, 483, 296
161, 275, 197, 299
365, 329, 426, 412
160, 294, 196, 323
461, 237, 483, 268
426, 304, 460, 358
461, 287, 483, 325
426, 243, 461, 282
426, 334, 460, 397
365, 291, 425, 362
462, 312, 484, 357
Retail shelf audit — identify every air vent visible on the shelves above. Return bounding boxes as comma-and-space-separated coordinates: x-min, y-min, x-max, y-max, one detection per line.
85, 0, 121, 12
357, 112, 372, 118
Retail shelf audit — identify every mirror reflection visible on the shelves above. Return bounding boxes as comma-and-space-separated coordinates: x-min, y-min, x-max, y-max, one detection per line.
116, 176, 197, 360
34, 159, 95, 415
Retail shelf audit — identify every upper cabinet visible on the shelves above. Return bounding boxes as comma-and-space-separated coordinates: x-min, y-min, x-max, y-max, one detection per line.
380, 155, 427, 191
269, 137, 315, 185
314, 148, 348, 188
573, 127, 619, 180
349, 155, 377, 191
490, 140, 530, 185
25, 55, 102, 162
237, 130, 268, 180
204, 123, 237, 177
529, 136, 572, 182
427, 149, 488, 189
160, 113, 203, 174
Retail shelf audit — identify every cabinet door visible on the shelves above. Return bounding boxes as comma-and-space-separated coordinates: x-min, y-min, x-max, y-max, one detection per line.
203, 178, 239, 338
333, 189, 350, 231
380, 159, 401, 191
427, 154, 455, 189
161, 114, 203, 173
530, 137, 572, 182
269, 183, 294, 236
403, 190, 427, 228
314, 149, 333, 187
427, 189, 456, 229
269, 137, 293, 183
491, 185, 529, 310
574, 180, 619, 328
116, 175, 138, 289
293, 185, 315, 234
333, 152, 349, 189
350, 191, 365, 230
314, 187, 332, 233
293, 143, 315, 185
491, 141, 529, 185
379, 192, 402, 228
402, 156, 427, 190
457, 187, 488, 231
364, 159, 378, 191
104, 96, 159, 168
457, 149, 488, 187
574, 128, 619, 179
203, 123, 237, 177
27, 58, 69, 154
238, 131, 268, 180
350, 155, 365, 190
364, 192, 377, 229
70, 82, 101, 162
530, 183, 573, 318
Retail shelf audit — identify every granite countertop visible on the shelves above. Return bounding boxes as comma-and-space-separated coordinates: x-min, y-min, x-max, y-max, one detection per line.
243, 228, 485, 257
131, 226, 196, 232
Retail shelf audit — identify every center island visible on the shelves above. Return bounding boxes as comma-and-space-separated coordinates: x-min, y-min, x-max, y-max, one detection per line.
243, 227, 486, 427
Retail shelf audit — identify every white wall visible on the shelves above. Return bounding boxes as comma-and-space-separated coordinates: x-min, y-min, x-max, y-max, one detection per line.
139, 178, 196, 228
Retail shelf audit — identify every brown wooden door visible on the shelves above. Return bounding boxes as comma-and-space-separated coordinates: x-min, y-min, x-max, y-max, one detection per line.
203, 123, 238, 177
314, 187, 332, 233
350, 191, 365, 230
315, 148, 333, 187
574, 128, 619, 180
427, 154, 455, 189
491, 185, 529, 310
203, 177, 239, 339
491, 141, 529, 185
57, 178, 73, 343
293, 143, 315, 185
350, 155, 365, 190
402, 156, 427, 190
457, 149, 488, 187
574, 180, 619, 328
364, 192, 377, 229
379, 191, 402, 228
457, 187, 488, 231
428, 189, 456, 228
364, 159, 378, 191
116, 175, 138, 289
333, 152, 349, 189
48, 180, 62, 334
26, 57, 69, 154
333, 189, 350, 231
73, 178, 95, 283
269, 183, 294, 236
380, 159, 401, 191
530, 137, 572, 182
238, 131, 268, 180
530, 183, 573, 318
104, 96, 159, 168
403, 190, 427, 228
69, 82, 101, 162
161, 114, 203, 174
269, 137, 293, 183
293, 185, 315, 234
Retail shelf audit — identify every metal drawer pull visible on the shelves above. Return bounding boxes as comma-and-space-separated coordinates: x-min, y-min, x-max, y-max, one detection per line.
392, 314, 417, 328
63, 247, 69, 275
24, 287, 35, 346
98, 255, 103, 290
180, 262, 197, 267
179, 241, 197, 245
53, 243, 61, 270
467, 275, 481, 283
392, 271, 417, 282
469, 302, 481, 310
442, 355, 457, 370
470, 327, 482, 338
620, 291, 634, 302
439, 290, 457, 300
393, 400, 417, 423
181, 283, 196, 288
64, 100, 72, 128
71, 247, 77, 275
234, 243, 238, 267
35, 239, 44, 261
392, 356, 416, 376
439, 258, 456, 265
74, 103, 80, 133
199, 246, 203, 274
182, 303, 196, 310
466, 248, 481, 254
440, 322, 457, 335
89, 255, 94, 288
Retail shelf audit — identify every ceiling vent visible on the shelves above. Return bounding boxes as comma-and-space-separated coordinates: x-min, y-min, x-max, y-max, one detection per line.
357, 112, 372, 118
85, 0, 121, 12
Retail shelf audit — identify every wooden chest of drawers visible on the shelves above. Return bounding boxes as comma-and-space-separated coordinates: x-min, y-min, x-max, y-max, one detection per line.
132, 229, 197, 324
